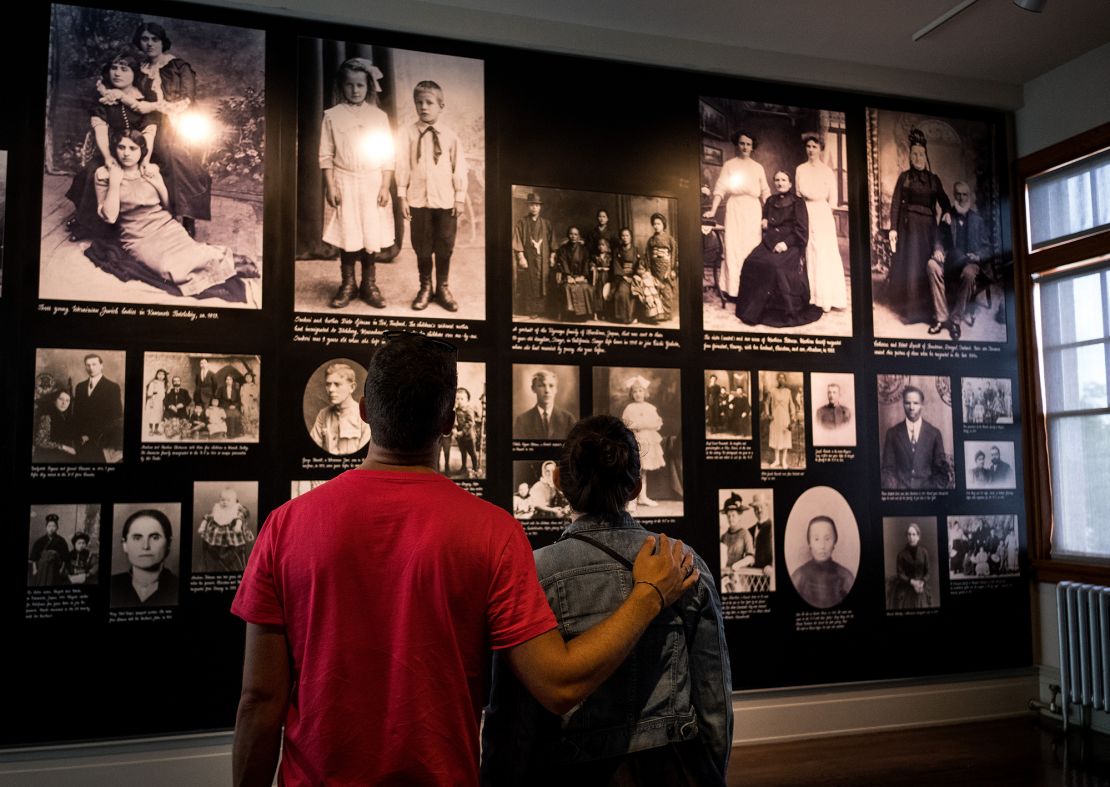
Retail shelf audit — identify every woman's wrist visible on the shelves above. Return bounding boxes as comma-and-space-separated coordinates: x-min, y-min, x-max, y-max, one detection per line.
633, 580, 666, 613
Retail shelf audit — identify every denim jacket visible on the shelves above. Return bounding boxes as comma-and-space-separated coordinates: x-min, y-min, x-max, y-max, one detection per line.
482, 513, 732, 786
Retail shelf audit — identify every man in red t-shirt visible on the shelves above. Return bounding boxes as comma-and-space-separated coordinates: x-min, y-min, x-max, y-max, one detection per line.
231, 332, 698, 787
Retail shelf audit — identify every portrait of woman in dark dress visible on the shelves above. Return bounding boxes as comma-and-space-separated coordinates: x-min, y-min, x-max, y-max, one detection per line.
33, 390, 77, 463
736, 171, 821, 328
889, 522, 934, 610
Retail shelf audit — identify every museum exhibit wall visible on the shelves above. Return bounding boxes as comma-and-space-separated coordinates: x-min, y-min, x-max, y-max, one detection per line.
0, 0, 1029, 746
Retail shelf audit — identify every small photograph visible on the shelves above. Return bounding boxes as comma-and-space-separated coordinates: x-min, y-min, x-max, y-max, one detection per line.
33, 348, 125, 464
302, 358, 371, 456
811, 372, 855, 447
511, 185, 680, 329
705, 370, 752, 440
512, 460, 570, 522
784, 486, 860, 609
964, 441, 1017, 490
878, 374, 955, 490
192, 481, 258, 574
291, 480, 330, 499
718, 489, 775, 593
867, 109, 1006, 342
758, 371, 805, 469
28, 504, 101, 587
593, 367, 684, 518
295, 39, 485, 319
141, 352, 260, 442
699, 98, 851, 336
439, 362, 486, 479
962, 377, 1014, 425
948, 514, 1020, 579
512, 364, 580, 442
110, 502, 182, 608
882, 516, 941, 611
41, 5, 265, 308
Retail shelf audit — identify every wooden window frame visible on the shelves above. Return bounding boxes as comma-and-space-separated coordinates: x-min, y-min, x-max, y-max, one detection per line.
1016, 121, 1110, 584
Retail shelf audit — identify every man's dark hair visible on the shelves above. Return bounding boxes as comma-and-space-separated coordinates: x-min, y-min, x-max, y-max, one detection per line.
364, 335, 457, 451
558, 415, 641, 521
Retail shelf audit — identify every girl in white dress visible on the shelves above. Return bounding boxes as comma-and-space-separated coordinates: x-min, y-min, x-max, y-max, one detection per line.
795, 134, 847, 311
620, 375, 665, 507
144, 368, 168, 435
704, 130, 769, 300
320, 58, 396, 309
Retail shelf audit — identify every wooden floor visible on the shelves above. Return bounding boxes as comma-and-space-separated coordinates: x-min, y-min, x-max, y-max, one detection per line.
727, 717, 1110, 786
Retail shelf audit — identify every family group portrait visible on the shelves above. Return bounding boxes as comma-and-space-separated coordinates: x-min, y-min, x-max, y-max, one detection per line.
40, 5, 265, 308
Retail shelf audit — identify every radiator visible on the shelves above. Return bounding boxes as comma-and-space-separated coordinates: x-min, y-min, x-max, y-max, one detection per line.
1057, 581, 1110, 729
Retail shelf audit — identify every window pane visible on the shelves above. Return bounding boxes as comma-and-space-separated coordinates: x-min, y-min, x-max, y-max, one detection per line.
1043, 345, 1108, 412
1037, 271, 1105, 346
1050, 414, 1110, 559
1027, 148, 1110, 250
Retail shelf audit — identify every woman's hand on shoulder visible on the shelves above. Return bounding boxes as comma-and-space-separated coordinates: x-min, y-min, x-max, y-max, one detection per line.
140, 162, 161, 179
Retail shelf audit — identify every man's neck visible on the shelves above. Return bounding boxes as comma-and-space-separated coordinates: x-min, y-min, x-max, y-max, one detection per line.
89, 374, 103, 385
360, 442, 440, 474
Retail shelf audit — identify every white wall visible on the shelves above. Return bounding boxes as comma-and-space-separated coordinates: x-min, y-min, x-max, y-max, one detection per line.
1016, 41, 1110, 156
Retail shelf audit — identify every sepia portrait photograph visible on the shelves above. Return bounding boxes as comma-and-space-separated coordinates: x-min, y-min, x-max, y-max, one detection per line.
141, 351, 260, 443
947, 514, 1020, 579
784, 486, 859, 609
964, 440, 1017, 490
294, 37, 484, 319
877, 374, 955, 491
705, 370, 752, 441
40, 5, 265, 309
191, 481, 258, 574
758, 371, 805, 470
961, 377, 1014, 425
717, 488, 775, 594
882, 516, 940, 611
302, 358, 370, 457
27, 504, 101, 588
867, 108, 1005, 342
511, 185, 679, 329
593, 367, 683, 518
439, 362, 486, 479
699, 98, 851, 337
33, 347, 125, 464
110, 502, 182, 608
512, 460, 570, 523
811, 371, 855, 447
512, 363, 580, 443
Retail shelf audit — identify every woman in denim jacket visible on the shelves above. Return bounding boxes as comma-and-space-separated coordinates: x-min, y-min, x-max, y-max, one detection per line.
483, 415, 732, 786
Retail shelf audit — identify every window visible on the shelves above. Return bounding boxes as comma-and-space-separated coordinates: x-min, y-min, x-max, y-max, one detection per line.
1018, 122, 1110, 582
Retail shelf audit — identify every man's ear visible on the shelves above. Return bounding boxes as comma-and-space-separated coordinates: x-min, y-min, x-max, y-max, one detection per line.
358, 396, 369, 425
442, 406, 456, 436
629, 478, 642, 503
552, 465, 561, 491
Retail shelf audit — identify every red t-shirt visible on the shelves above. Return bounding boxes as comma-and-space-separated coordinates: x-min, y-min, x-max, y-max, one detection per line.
232, 470, 556, 786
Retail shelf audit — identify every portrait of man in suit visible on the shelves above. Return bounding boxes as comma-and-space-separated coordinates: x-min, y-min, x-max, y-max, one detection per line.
71, 353, 123, 463
880, 384, 950, 490
512, 368, 577, 441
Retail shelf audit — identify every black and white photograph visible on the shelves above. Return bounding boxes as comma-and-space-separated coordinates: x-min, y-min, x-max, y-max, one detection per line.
302, 358, 371, 456
882, 516, 940, 611
699, 98, 851, 336
593, 367, 684, 518
141, 352, 260, 443
33, 348, 125, 464
705, 370, 752, 440
784, 486, 859, 609
295, 38, 484, 319
512, 363, 580, 443
512, 185, 680, 329
191, 481, 258, 574
439, 362, 486, 478
718, 488, 775, 593
878, 374, 955, 491
40, 5, 265, 308
109, 502, 182, 608
867, 108, 1005, 342
291, 480, 330, 499
964, 441, 1017, 490
811, 371, 855, 447
947, 515, 1020, 579
512, 460, 570, 523
962, 377, 1014, 425
28, 504, 101, 588
759, 371, 806, 470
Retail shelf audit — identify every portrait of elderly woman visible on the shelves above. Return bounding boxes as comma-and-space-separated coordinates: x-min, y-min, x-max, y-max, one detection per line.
302, 359, 371, 456
40, 5, 265, 309
784, 486, 860, 609
110, 504, 181, 608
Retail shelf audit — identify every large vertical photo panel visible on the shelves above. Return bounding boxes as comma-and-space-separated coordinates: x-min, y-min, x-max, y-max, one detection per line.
295, 38, 484, 320
699, 98, 852, 337
40, 5, 266, 308
867, 108, 1005, 342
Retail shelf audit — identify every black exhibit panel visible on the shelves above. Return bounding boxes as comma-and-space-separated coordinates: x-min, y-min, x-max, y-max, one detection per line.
0, 0, 1029, 746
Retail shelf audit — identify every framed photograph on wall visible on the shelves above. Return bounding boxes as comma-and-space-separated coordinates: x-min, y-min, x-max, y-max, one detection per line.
702, 143, 724, 167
